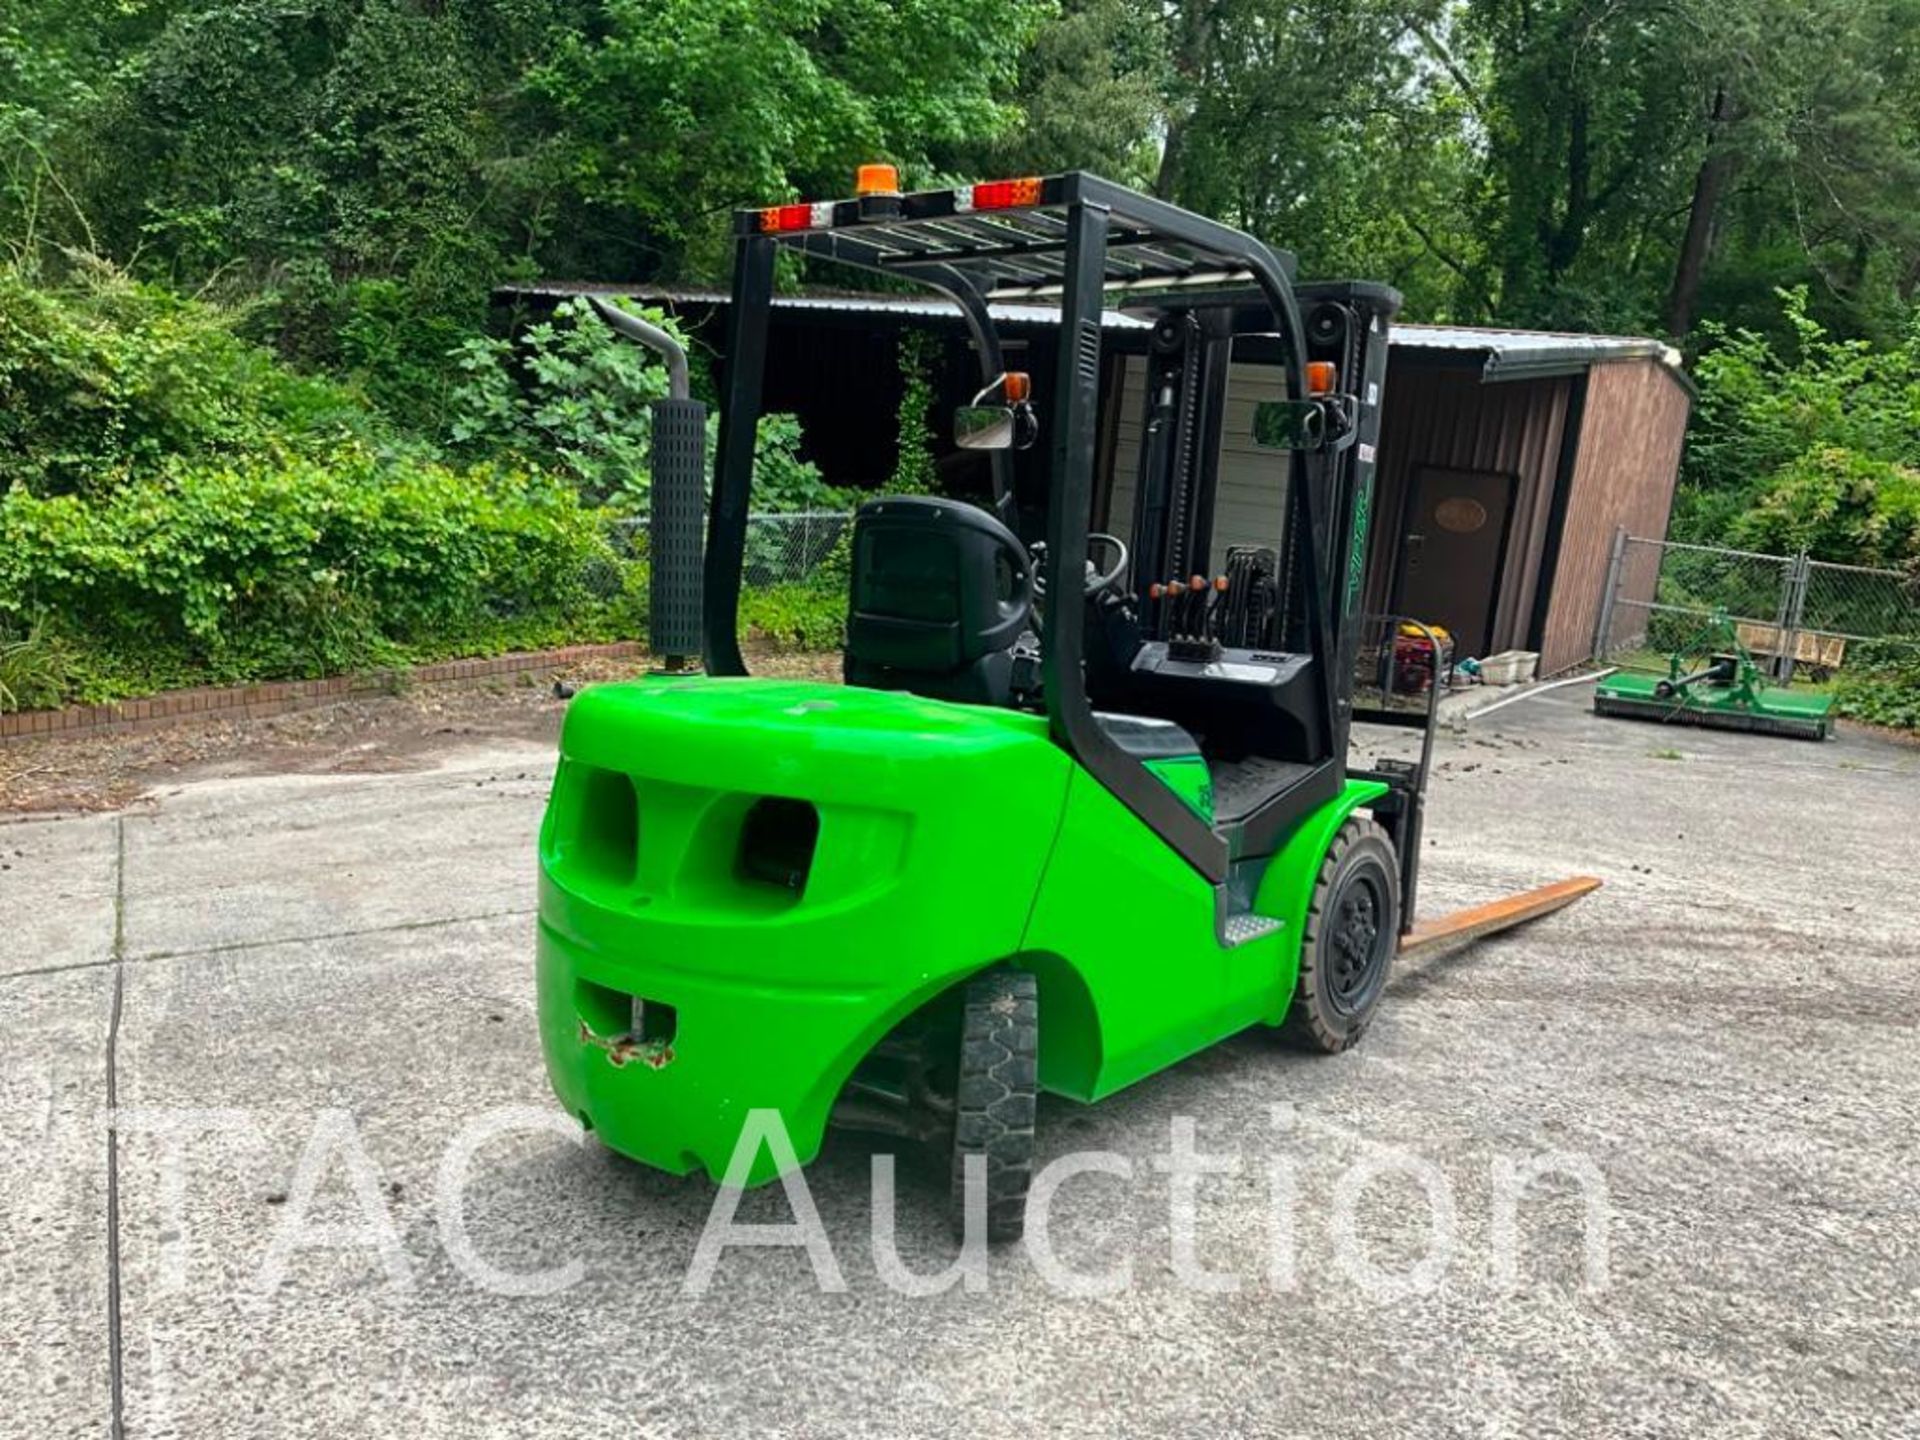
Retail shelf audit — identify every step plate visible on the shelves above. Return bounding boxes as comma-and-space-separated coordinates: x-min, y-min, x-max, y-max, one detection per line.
1221, 912, 1284, 947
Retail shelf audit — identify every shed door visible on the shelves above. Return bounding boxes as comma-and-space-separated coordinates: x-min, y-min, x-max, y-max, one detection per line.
1393, 467, 1515, 657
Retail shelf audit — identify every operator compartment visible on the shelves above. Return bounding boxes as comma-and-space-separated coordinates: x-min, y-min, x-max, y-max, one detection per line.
1108, 629, 1332, 831
698, 171, 1403, 878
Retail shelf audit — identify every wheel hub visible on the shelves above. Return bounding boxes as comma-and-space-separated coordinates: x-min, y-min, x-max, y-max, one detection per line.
1329, 882, 1383, 1006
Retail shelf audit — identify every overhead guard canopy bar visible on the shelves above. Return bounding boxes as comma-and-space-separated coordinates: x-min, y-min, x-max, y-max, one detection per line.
757, 173, 1298, 301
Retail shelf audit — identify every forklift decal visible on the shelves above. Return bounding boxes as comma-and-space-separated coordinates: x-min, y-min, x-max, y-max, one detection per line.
1346, 478, 1373, 613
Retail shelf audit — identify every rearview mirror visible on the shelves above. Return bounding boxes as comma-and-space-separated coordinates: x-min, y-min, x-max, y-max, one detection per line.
955, 404, 1016, 451
1252, 399, 1326, 451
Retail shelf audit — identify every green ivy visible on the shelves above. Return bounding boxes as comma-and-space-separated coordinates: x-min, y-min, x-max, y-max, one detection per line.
447, 298, 670, 505
1680, 288, 1920, 565
891, 329, 940, 496
738, 530, 850, 651
1835, 636, 1920, 733
0, 446, 635, 703
0, 259, 377, 497
447, 297, 845, 512
738, 580, 848, 652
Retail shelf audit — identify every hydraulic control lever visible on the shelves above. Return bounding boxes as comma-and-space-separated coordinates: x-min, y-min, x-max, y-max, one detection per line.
1151, 574, 1229, 662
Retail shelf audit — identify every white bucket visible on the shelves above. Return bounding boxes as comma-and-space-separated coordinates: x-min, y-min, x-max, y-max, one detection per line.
1478, 650, 1540, 687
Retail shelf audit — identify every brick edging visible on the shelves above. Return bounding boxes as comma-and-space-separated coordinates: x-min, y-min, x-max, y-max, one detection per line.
0, 642, 647, 744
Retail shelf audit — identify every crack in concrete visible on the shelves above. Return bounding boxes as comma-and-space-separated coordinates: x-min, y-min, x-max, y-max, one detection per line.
66, 832, 532, 1437
126, 907, 538, 965
0, 906, 537, 985
105, 815, 127, 1440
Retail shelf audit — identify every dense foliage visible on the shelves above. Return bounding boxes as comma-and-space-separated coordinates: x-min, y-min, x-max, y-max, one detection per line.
0, 264, 635, 702
2, 1, 1918, 721
1679, 290, 1920, 564
12, 2, 1918, 364
0, 262, 375, 496
445, 298, 840, 510
1835, 636, 1920, 730
0, 448, 625, 697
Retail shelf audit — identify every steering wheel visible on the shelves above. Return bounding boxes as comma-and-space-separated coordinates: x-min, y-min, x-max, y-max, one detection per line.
1033, 533, 1130, 600
1085, 533, 1129, 596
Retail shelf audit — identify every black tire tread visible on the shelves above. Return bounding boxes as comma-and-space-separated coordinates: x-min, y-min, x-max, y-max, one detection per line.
1280, 816, 1399, 1054
950, 968, 1038, 1244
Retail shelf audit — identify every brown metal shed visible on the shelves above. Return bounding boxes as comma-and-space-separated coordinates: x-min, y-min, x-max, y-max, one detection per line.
1366, 327, 1693, 674
1535, 358, 1694, 671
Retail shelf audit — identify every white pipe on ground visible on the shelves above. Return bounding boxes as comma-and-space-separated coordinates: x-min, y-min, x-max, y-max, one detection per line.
1467, 667, 1618, 721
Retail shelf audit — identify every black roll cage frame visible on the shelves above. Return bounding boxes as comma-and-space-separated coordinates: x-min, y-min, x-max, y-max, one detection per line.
704, 172, 1351, 888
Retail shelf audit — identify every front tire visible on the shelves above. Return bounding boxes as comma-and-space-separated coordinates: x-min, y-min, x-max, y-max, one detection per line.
950, 968, 1037, 1244
1281, 817, 1401, 1053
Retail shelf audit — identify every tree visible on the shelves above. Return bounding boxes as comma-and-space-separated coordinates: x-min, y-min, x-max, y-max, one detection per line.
4, 0, 1045, 422
1659, 0, 1920, 339
1454, 0, 1920, 339
1059, 0, 1492, 320
951, 0, 1165, 187
1680, 287, 1920, 561
528, 0, 1048, 276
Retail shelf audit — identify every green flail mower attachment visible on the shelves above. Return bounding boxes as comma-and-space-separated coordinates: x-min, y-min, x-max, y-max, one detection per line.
1593, 611, 1835, 741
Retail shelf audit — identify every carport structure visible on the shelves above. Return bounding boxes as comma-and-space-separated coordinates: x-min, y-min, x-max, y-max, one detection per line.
498, 284, 1693, 672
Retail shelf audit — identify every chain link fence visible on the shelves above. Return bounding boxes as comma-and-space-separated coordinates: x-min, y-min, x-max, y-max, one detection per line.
1595, 529, 1920, 681
598, 509, 855, 651
605, 510, 853, 586
1800, 558, 1920, 647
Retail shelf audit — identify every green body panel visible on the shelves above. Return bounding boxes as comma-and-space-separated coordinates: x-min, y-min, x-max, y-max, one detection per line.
1142, 754, 1215, 824
1017, 770, 1386, 1100
537, 674, 1387, 1184
1019, 766, 1252, 1099
537, 677, 1071, 1183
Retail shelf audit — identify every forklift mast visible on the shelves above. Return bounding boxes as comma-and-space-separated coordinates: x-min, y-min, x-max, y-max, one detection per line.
1126, 308, 1234, 621
1305, 282, 1400, 757
1121, 281, 1399, 762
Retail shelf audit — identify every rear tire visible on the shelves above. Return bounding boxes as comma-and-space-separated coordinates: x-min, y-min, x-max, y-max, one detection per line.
950, 968, 1037, 1244
1281, 817, 1401, 1054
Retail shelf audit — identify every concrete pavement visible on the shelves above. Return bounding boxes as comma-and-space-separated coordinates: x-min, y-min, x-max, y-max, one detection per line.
3, 683, 1917, 1438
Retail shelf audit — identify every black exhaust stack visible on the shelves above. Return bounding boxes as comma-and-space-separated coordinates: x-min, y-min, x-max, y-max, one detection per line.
587, 298, 706, 673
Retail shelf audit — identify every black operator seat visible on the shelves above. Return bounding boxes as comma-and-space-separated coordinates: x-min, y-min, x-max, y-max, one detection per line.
1125, 642, 1325, 763
843, 496, 1035, 707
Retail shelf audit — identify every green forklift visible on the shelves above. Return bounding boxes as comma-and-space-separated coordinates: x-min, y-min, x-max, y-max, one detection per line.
538, 169, 1592, 1241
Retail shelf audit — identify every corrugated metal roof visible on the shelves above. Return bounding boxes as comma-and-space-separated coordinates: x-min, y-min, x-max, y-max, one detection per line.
498, 281, 1155, 330
1392, 323, 1683, 379
498, 283, 1684, 376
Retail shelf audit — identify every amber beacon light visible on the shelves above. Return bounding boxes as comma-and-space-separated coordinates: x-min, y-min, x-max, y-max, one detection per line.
855, 163, 901, 197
